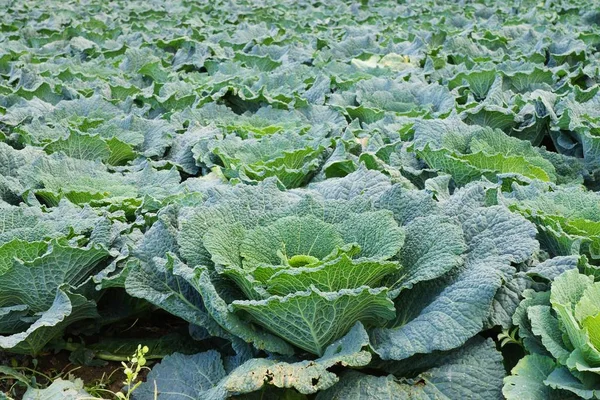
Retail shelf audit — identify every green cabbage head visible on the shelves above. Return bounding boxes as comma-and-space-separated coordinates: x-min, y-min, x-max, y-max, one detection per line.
178, 183, 404, 355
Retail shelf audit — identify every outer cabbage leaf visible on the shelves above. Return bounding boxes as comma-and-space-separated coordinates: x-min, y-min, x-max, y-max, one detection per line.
317, 337, 504, 400
0, 240, 108, 354
0, 288, 98, 355
371, 259, 504, 360
23, 378, 91, 400
371, 196, 537, 360
0, 240, 108, 312
501, 182, 600, 259
135, 322, 372, 399
505, 269, 600, 397
504, 354, 578, 400
125, 254, 228, 340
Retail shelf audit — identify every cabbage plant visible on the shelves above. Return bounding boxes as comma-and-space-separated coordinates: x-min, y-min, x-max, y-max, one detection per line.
505, 269, 600, 399
126, 169, 539, 398
179, 185, 404, 356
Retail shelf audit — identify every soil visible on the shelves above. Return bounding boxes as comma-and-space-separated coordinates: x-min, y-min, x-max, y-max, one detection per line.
0, 310, 182, 399
0, 349, 151, 399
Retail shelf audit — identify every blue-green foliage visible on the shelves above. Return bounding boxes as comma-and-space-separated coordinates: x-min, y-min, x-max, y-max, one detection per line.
1, 0, 599, 398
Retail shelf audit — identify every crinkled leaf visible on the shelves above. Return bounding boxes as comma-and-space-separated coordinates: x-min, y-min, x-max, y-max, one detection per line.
232, 286, 395, 356
319, 338, 504, 400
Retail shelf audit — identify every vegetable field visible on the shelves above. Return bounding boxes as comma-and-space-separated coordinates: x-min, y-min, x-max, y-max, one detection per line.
2, 0, 600, 398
